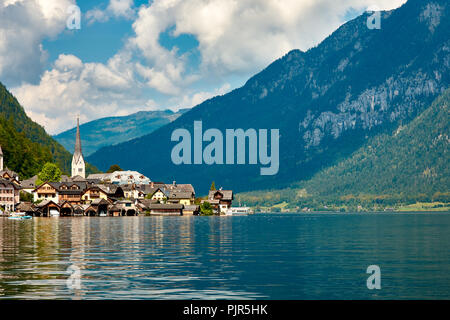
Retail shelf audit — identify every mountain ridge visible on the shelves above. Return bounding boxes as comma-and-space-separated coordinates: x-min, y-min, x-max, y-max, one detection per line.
88, 0, 449, 195
54, 109, 188, 156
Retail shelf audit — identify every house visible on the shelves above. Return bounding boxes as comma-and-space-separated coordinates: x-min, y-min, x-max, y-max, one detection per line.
0, 169, 20, 185
108, 204, 122, 217
149, 187, 167, 202
0, 179, 19, 212
82, 186, 109, 203
110, 171, 151, 185
33, 200, 60, 217
32, 182, 60, 203
96, 184, 125, 200
15, 202, 35, 215
167, 191, 195, 205
20, 175, 38, 194
147, 203, 183, 216
86, 173, 111, 181
114, 200, 137, 216
183, 205, 200, 216
58, 182, 87, 204
59, 201, 75, 217
84, 198, 110, 216
121, 184, 141, 199
207, 190, 233, 214
136, 199, 158, 214
164, 182, 195, 196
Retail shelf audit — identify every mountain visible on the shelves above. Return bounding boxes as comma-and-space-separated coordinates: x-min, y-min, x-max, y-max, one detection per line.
54, 109, 188, 157
301, 88, 450, 198
0, 115, 52, 179
240, 88, 450, 207
0, 81, 97, 177
88, 0, 450, 195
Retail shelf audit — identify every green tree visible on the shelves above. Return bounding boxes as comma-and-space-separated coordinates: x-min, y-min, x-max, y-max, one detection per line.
36, 162, 62, 186
210, 181, 216, 191
20, 191, 33, 202
200, 201, 214, 216
107, 164, 123, 173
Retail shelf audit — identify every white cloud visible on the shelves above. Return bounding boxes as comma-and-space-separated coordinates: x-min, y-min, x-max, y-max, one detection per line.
11, 53, 150, 134
86, 0, 135, 25
129, 0, 407, 79
6, 0, 409, 134
0, 0, 75, 85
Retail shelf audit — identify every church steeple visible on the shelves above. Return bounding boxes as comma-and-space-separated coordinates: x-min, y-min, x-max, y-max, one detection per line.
0, 145, 3, 172
71, 116, 85, 178
74, 116, 82, 160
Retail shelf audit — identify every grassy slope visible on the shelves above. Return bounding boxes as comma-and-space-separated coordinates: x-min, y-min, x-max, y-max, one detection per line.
240, 88, 450, 209
0, 81, 98, 177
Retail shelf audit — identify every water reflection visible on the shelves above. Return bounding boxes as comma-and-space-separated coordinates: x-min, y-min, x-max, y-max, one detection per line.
0, 213, 449, 299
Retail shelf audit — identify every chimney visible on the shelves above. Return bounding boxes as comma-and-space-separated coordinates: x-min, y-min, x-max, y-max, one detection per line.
173, 181, 176, 186
151, 181, 154, 188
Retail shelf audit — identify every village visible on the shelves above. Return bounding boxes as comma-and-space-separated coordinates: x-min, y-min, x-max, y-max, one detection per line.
0, 118, 235, 217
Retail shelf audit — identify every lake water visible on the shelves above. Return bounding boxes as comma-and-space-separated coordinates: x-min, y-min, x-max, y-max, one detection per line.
0, 213, 449, 300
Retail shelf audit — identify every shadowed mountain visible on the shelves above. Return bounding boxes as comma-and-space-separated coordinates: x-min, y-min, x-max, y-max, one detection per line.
54, 109, 188, 156
88, 0, 449, 195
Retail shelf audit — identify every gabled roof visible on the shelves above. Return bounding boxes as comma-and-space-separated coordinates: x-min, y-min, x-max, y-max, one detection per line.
0, 179, 15, 189
16, 202, 34, 212
168, 191, 194, 199
34, 199, 59, 208
164, 183, 195, 194
208, 190, 233, 201
20, 175, 38, 189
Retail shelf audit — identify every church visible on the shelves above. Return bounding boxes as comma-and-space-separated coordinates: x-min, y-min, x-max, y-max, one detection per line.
72, 117, 86, 179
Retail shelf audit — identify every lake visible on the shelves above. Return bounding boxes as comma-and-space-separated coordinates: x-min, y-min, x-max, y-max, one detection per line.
0, 213, 449, 300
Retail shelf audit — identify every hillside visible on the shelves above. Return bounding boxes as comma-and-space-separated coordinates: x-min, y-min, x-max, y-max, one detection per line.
88, 0, 450, 195
240, 89, 450, 208
0, 81, 98, 177
54, 109, 187, 156
0, 116, 52, 178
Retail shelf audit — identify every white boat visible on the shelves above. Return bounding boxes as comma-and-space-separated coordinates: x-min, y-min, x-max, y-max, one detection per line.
9, 212, 32, 220
49, 209, 60, 217
99, 212, 108, 217
225, 207, 253, 216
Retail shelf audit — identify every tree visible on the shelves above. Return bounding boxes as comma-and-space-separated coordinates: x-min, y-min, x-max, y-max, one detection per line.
210, 181, 216, 191
36, 162, 62, 186
200, 201, 214, 216
107, 164, 123, 173
20, 191, 33, 202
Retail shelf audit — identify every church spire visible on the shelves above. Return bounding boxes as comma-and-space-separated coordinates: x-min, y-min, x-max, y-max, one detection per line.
74, 116, 82, 158
71, 115, 85, 178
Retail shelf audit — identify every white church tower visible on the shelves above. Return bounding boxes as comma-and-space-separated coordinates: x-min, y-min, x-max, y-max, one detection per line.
71, 117, 86, 178
0, 145, 3, 172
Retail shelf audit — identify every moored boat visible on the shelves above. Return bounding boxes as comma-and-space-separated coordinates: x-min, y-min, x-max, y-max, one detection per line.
8, 212, 32, 220
225, 207, 253, 216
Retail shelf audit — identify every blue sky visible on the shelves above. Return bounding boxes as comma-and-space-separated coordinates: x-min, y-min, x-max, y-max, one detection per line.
0, 0, 406, 134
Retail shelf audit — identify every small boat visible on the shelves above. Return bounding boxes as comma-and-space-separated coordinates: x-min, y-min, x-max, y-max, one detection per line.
8, 213, 32, 220
225, 207, 253, 216
99, 212, 108, 217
